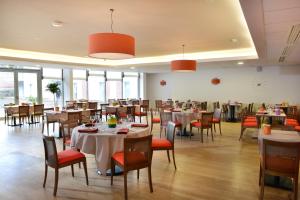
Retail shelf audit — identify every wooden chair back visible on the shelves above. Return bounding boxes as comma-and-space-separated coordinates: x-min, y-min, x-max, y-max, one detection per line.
141, 100, 149, 107
67, 111, 82, 124
201, 112, 213, 128
155, 100, 162, 109
160, 111, 172, 127
213, 101, 220, 110
166, 122, 176, 145
262, 139, 300, 176
287, 106, 298, 119
106, 106, 117, 115
123, 135, 152, 169
19, 105, 30, 117
88, 102, 98, 110
131, 100, 140, 105
34, 104, 44, 115
42, 136, 58, 168
117, 106, 127, 118
200, 102, 207, 111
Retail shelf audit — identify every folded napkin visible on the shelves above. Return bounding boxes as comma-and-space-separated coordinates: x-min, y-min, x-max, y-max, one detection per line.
131, 123, 148, 128
117, 128, 129, 134
78, 128, 98, 133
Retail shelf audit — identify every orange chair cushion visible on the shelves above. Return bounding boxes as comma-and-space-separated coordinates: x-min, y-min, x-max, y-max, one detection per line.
246, 116, 256, 119
119, 113, 127, 118
242, 122, 258, 127
191, 121, 201, 127
152, 118, 160, 123
58, 149, 85, 164
285, 119, 299, 127
135, 112, 147, 116
64, 139, 71, 145
112, 151, 147, 166
212, 118, 220, 123
152, 138, 172, 149
295, 126, 300, 132
174, 121, 182, 127
244, 118, 257, 123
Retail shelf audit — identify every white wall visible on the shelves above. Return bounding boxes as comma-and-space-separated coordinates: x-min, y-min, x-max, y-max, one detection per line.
146, 65, 300, 107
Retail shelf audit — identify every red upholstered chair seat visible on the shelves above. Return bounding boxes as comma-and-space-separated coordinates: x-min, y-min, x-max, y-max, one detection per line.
135, 112, 147, 116
152, 118, 160, 123
119, 113, 127, 118
246, 116, 256, 119
245, 118, 257, 122
295, 126, 300, 132
285, 119, 299, 127
191, 121, 201, 127
242, 122, 258, 127
212, 118, 220, 123
174, 121, 182, 127
112, 151, 146, 166
64, 139, 71, 145
57, 149, 85, 164
152, 138, 172, 149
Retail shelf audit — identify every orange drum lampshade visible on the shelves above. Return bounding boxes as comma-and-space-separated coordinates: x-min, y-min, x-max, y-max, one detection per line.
89, 33, 135, 59
171, 60, 197, 72
211, 78, 221, 85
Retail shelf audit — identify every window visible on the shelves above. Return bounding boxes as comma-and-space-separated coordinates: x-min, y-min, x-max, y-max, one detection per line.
123, 72, 139, 99
106, 71, 122, 100
73, 69, 87, 100
88, 70, 105, 102
42, 68, 62, 108
18, 72, 38, 104
0, 72, 14, 117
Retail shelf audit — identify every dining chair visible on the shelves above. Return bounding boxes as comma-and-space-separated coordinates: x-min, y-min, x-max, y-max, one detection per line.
222, 104, 229, 121
152, 121, 177, 169
212, 108, 222, 135
159, 111, 181, 138
12, 105, 30, 126
134, 105, 148, 123
33, 104, 44, 123
117, 106, 128, 120
190, 112, 214, 142
106, 106, 117, 121
59, 119, 79, 150
213, 101, 220, 110
259, 139, 300, 200
42, 136, 88, 196
239, 108, 258, 140
150, 108, 160, 134
155, 100, 163, 113
88, 102, 98, 119
200, 102, 208, 111
111, 135, 153, 200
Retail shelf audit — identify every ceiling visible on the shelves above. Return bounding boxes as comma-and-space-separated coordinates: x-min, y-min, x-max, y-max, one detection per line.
0, 0, 258, 71
0, 0, 299, 72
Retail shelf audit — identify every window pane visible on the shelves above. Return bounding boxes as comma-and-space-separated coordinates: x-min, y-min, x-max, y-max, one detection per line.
0, 72, 14, 117
123, 77, 138, 99
42, 79, 62, 108
140, 73, 144, 98
73, 69, 86, 79
106, 80, 122, 100
106, 71, 122, 79
43, 68, 62, 78
18, 72, 37, 104
88, 76, 105, 102
89, 70, 105, 75
73, 79, 87, 100
124, 72, 138, 76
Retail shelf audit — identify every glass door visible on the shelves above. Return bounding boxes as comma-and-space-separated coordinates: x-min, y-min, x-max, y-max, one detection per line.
17, 72, 38, 104
0, 72, 15, 117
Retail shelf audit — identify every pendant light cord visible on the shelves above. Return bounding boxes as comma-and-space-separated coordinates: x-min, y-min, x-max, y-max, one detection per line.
110, 8, 114, 33
182, 44, 185, 59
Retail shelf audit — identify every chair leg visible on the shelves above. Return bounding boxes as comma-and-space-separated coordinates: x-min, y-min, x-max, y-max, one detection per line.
71, 164, 74, 177
239, 128, 245, 141
167, 150, 171, 163
293, 175, 298, 200
159, 127, 162, 138
200, 129, 203, 143
150, 122, 153, 134
211, 128, 214, 141
259, 165, 261, 186
214, 123, 216, 132
148, 166, 153, 193
111, 159, 115, 185
43, 164, 48, 187
83, 160, 89, 185
53, 168, 59, 196
259, 173, 265, 200
137, 169, 140, 180
172, 149, 177, 170
42, 122, 44, 134
124, 172, 128, 200
219, 123, 222, 135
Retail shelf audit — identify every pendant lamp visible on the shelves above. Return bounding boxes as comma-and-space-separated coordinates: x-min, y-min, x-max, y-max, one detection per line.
171, 44, 196, 72
88, 9, 135, 59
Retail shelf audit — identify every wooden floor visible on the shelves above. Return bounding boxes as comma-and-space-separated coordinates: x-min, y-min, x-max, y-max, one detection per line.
0, 119, 293, 200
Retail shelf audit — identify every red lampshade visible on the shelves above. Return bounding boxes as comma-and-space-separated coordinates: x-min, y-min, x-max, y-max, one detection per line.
88, 33, 135, 59
211, 78, 221, 85
171, 60, 197, 72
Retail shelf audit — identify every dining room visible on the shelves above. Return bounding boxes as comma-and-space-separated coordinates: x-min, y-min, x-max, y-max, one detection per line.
0, 0, 300, 200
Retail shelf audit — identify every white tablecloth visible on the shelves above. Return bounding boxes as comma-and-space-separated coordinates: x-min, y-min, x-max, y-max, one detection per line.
258, 129, 300, 154
71, 123, 150, 174
172, 111, 203, 128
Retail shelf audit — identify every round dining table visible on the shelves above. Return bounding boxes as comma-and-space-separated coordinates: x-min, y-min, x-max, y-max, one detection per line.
71, 122, 150, 175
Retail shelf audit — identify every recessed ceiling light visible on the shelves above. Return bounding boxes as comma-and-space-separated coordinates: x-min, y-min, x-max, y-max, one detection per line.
52, 20, 63, 27
237, 61, 244, 65
130, 67, 135, 69
231, 38, 238, 43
